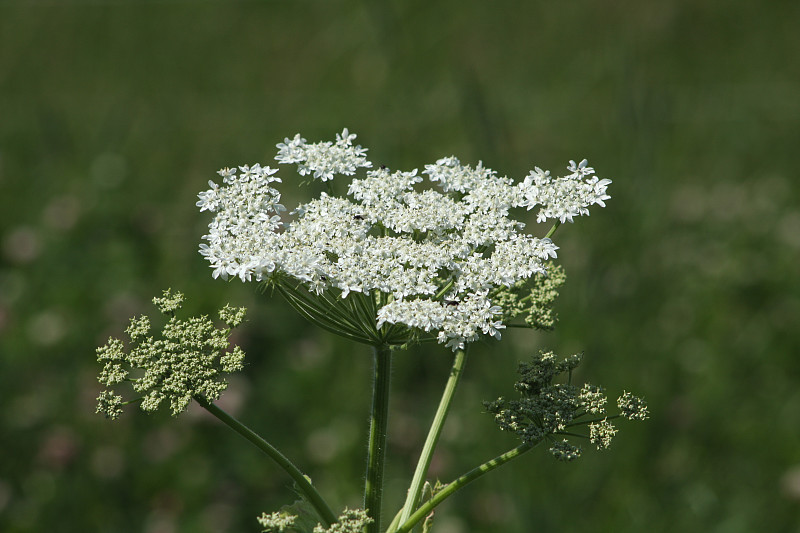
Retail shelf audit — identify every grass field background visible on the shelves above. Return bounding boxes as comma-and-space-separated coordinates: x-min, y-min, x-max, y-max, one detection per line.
1, 1, 799, 532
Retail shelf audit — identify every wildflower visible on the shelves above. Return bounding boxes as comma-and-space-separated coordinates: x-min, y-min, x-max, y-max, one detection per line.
579, 384, 607, 415
95, 289, 247, 417
549, 440, 582, 462
517, 159, 612, 223
313, 508, 373, 533
589, 418, 617, 450
258, 507, 373, 533
617, 391, 649, 420
275, 128, 372, 181
489, 262, 567, 330
257, 511, 296, 532
484, 350, 646, 461
198, 131, 611, 350
96, 390, 123, 420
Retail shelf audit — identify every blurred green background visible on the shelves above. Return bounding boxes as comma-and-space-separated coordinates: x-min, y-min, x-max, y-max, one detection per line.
1, 0, 799, 531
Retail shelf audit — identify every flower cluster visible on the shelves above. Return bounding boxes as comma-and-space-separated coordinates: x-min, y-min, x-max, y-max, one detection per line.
198, 130, 610, 350
257, 512, 296, 533
518, 160, 611, 224
276, 129, 372, 181
95, 289, 247, 418
483, 351, 648, 461
197, 164, 286, 281
489, 261, 567, 330
258, 508, 372, 533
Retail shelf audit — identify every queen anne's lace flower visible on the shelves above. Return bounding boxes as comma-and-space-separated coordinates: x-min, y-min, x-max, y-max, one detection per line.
198, 130, 611, 350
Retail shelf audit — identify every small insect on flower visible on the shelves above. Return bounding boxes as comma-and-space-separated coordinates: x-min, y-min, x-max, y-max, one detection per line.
445, 300, 459, 307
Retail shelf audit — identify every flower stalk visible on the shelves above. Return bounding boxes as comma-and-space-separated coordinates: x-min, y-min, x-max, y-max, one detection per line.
364, 343, 393, 533
393, 348, 468, 531
394, 443, 535, 533
194, 395, 337, 527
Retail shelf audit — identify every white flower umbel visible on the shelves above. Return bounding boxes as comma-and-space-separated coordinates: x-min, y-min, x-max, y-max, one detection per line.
518, 160, 612, 223
276, 128, 372, 181
197, 164, 286, 282
198, 129, 611, 349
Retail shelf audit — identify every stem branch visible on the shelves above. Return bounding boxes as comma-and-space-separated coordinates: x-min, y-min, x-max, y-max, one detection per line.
194, 395, 337, 527
544, 221, 561, 239
393, 349, 467, 531
394, 443, 535, 533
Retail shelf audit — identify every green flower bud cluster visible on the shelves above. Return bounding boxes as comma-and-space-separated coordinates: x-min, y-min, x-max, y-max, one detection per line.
96, 289, 247, 419
489, 262, 566, 330
484, 350, 647, 461
313, 509, 373, 533
258, 508, 372, 533
257, 512, 297, 532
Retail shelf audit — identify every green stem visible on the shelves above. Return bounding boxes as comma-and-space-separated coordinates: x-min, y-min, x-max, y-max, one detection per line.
365, 344, 393, 533
544, 220, 561, 239
565, 413, 622, 427
433, 280, 455, 301
194, 395, 337, 527
394, 443, 535, 533
393, 349, 468, 531
386, 508, 404, 533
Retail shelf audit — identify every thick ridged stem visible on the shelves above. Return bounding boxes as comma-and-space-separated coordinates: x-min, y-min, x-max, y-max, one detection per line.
364, 344, 393, 533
